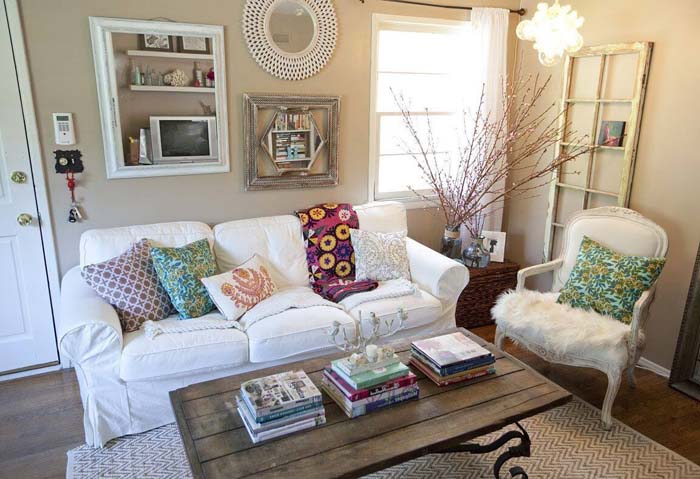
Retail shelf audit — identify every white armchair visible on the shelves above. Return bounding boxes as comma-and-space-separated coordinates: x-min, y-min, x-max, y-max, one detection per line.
492, 207, 668, 428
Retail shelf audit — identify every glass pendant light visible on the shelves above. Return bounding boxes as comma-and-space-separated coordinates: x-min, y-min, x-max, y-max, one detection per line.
516, 1, 584, 66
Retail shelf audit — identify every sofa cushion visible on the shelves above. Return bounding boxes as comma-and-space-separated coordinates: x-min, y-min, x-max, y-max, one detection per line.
213, 215, 308, 288
342, 284, 442, 332
354, 201, 407, 233
246, 306, 355, 363
120, 311, 248, 381
80, 221, 213, 267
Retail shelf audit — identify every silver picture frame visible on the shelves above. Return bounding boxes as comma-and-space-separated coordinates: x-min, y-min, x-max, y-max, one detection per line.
243, 93, 340, 190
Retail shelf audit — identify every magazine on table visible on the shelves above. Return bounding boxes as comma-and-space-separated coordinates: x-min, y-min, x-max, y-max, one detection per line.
236, 396, 324, 433
240, 370, 322, 418
411, 332, 492, 368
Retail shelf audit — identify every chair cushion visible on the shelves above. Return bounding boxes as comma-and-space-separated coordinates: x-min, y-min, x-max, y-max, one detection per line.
246, 306, 355, 363
120, 311, 249, 381
557, 236, 665, 324
492, 290, 632, 365
343, 284, 442, 332
150, 239, 217, 319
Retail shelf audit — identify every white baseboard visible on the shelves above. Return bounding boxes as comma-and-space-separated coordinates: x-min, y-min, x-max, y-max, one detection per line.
637, 357, 671, 378
0, 364, 63, 382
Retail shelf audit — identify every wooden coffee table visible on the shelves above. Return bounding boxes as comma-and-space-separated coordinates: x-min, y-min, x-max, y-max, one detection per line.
170, 327, 571, 479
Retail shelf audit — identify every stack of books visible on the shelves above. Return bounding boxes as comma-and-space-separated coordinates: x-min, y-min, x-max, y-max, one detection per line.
410, 331, 496, 386
237, 370, 325, 443
321, 354, 418, 418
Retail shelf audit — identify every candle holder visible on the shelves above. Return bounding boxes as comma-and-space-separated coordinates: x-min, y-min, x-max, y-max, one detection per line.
328, 308, 407, 372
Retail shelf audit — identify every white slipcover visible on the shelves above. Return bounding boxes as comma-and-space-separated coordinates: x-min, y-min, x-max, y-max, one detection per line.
59, 202, 469, 446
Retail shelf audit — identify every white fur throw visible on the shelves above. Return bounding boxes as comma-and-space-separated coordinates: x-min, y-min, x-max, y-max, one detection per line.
492, 290, 634, 362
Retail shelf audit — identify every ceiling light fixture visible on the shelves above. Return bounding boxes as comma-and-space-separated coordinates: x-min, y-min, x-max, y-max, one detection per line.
516, 1, 584, 66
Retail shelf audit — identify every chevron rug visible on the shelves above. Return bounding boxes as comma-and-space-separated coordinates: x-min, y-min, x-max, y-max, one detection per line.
67, 398, 700, 479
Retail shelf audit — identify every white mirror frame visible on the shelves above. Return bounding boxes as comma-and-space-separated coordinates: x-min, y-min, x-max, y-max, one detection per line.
89, 17, 230, 179
243, 0, 337, 81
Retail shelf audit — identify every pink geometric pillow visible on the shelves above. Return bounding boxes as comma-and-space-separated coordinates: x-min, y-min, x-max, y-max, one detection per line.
81, 239, 174, 332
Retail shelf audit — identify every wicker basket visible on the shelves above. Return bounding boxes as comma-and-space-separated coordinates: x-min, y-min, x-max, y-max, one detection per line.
456, 260, 519, 329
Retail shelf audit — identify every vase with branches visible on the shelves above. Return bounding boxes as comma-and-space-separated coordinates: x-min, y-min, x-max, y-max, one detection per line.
393, 70, 593, 262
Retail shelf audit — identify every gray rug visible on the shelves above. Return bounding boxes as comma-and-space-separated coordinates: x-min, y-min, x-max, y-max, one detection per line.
67, 398, 700, 478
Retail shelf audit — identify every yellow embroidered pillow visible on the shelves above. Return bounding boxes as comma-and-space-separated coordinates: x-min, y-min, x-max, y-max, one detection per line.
201, 254, 277, 321
556, 236, 665, 324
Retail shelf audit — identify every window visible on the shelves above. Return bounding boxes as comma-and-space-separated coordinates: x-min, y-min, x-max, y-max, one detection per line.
369, 15, 473, 204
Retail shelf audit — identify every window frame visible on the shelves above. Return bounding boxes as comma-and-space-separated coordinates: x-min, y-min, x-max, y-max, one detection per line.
368, 14, 469, 208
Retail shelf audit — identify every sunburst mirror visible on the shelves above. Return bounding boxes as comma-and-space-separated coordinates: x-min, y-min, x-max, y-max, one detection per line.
242, 0, 338, 80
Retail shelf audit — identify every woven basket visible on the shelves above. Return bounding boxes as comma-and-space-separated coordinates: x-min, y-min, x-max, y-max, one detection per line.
456, 260, 519, 329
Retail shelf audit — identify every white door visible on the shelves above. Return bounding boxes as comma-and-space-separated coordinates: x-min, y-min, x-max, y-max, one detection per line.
0, 2, 58, 374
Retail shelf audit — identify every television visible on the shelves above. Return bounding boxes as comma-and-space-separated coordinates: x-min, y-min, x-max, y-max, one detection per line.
149, 116, 218, 164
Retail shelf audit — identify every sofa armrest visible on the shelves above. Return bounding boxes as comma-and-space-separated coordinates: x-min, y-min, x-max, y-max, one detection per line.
516, 259, 564, 291
59, 266, 123, 366
406, 238, 469, 306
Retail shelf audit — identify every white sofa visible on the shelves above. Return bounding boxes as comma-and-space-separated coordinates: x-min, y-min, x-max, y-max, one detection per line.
59, 202, 469, 446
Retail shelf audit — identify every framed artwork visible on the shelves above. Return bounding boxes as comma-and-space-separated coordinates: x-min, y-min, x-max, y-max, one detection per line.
597, 120, 626, 147
482, 230, 506, 263
243, 93, 340, 190
139, 33, 175, 52
178, 36, 211, 54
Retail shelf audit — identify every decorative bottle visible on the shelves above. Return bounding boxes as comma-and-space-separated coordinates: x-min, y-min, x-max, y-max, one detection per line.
193, 61, 203, 87
132, 61, 141, 85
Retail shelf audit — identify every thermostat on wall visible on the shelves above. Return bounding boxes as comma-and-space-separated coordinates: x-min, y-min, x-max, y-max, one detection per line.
53, 112, 76, 145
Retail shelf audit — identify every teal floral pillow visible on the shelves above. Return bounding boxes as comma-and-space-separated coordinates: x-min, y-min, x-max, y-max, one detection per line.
557, 236, 665, 324
150, 239, 217, 319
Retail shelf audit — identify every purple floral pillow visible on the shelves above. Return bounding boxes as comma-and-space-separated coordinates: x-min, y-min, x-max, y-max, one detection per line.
81, 239, 174, 332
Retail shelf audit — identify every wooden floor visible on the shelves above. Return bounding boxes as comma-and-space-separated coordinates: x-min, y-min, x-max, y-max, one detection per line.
2, 324, 700, 478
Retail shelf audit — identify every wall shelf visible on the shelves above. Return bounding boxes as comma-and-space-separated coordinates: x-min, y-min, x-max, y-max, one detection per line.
129, 85, 215, 94
126, 50, 213, 61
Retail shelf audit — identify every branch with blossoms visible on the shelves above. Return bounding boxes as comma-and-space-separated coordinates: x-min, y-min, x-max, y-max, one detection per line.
393, 68, 594, 238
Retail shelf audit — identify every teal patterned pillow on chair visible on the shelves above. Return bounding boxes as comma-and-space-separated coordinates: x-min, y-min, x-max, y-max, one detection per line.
150, 239, 217, 319
556, 236, 665, 324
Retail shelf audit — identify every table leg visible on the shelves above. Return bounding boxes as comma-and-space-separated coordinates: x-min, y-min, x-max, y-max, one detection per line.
433, 422, 531, 479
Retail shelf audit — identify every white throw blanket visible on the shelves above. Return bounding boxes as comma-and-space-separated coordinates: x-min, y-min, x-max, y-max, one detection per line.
339, 279, 418, 310
143, 317, 238, 339
144, 281, 418, 339
237, 286, 343, 331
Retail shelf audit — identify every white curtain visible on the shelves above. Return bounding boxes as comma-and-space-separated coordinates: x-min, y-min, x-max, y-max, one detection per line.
466, 8, 509, 235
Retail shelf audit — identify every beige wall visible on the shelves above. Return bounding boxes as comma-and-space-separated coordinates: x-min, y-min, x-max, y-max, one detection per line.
504, 0, 700, 369
19, 0, 519, 275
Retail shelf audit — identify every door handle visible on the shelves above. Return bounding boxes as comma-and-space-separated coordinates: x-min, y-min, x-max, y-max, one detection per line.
11, 171, 27, 183
17, 213, 33, 226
